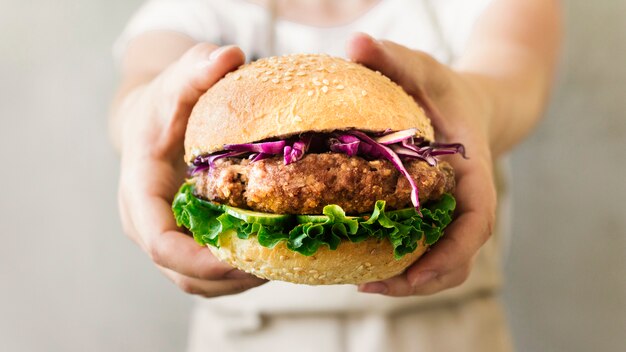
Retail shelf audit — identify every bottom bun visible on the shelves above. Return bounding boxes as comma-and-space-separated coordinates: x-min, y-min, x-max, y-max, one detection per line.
209, 230, 428, 285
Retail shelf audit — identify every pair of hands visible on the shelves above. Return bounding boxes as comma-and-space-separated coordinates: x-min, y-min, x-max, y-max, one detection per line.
117, 33, 496, 298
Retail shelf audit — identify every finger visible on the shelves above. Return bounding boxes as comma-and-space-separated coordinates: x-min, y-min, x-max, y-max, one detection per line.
346, 33, 449, 97
160, 43, 245, 108
152, 44, 245, 159
121, 160, 243, 280
358, 273, 410, 296
405, 157, 496, 285
358, 263, 472, 297
141, 198, 238, 280
358, 156, 496, 296
158, 266, 266, 298
346, 32, 453, 137
411, 263, 473, 295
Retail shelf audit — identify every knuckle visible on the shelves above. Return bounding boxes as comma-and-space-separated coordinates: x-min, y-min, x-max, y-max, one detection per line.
176, 277, 200, 295
451, 264, 473, 288
118, 212, 133, 240
117, 188, 138, 241
120, 221, 134, 240
413, 50, 437, 65
459, 265, 472, 283
484, 208, 497, 242
147, 238, 166, 266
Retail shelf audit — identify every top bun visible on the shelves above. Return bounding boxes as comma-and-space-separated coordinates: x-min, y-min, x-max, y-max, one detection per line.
185, 54, 434, 163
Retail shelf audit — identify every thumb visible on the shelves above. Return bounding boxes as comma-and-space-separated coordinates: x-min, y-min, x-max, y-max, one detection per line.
152, 43, 245, 158
346, 33, 449, 96
159, 43, 245, 108
346, 33, 453, 137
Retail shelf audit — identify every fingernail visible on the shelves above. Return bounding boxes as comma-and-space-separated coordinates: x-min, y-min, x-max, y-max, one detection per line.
360, 32, 382, 46
195, 45, 235, 70
411, 271, 437, 287
209, 45, 235, 61
359, 282, 388, 294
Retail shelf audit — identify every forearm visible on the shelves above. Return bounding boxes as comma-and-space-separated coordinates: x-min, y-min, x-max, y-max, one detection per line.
455, 0, 562, 158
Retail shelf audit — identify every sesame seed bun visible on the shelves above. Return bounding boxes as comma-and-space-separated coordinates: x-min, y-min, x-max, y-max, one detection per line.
184, 54, 439, 285
184, 54, 434, 163
209, 229, 428, 285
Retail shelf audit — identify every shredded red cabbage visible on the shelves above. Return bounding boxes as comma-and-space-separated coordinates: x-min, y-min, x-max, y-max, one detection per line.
191, 129, 466, 212
191, 151, 248, 174
284, 134, 312, 165
347, 130, 422, 212
224, 140, 286, 154
329, 135, 360, 156
375, 128, 418, 145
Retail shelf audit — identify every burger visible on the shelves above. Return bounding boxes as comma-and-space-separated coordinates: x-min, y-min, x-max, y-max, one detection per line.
172, 54, 464, 285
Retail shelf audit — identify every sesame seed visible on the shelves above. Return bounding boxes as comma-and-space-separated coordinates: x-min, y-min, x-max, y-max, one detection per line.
294, 115, 303, 122
321, 86, 329, 93
336, 84, 344, 90
272, 78, 280, 83
233, 74, 241, 80
293, 267, 303, 272
265, 71, 273, 75
284, 76, 292, 81
284, 85, 292, 90
313, 79, 321, 86
361, 90, 367, 96
322, 79, 329, 85
261, 77, 269, 82
296, 72, 306, 76
307, 90, 314, 96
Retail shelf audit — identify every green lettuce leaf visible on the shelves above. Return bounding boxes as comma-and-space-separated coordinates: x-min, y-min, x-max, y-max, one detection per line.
172, 182, 456, 259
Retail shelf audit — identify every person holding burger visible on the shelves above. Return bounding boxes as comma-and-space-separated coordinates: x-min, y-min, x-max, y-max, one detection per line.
111, 0, 561, 351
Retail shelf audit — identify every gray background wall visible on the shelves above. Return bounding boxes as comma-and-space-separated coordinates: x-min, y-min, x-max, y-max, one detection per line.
0, 1, 624, 351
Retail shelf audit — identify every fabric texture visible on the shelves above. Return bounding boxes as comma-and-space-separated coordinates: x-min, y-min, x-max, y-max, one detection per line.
115, 0, 492, 63
187, 291, 512, 352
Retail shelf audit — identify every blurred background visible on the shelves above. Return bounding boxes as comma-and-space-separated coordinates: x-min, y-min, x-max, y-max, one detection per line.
0, 1, 624, 351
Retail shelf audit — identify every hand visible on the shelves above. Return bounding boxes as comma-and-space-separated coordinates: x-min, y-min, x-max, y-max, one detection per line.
347, 33, 497, 296
117, 43, 266, 297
